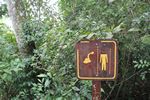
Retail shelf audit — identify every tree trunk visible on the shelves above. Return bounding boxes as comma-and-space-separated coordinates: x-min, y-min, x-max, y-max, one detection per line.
6, 0, 35, 57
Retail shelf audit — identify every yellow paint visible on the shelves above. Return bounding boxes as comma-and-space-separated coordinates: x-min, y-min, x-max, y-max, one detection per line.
80, 41, 90, 43
77, 40, 117, 80
96, 46, 99, 76
100, 53, 108, 71
77, 49, 80, 78
109, 49, 112, 74
83, 51, 94, 64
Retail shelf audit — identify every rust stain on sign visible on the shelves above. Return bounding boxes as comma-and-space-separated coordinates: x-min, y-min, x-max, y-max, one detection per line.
76, 40, 118, 80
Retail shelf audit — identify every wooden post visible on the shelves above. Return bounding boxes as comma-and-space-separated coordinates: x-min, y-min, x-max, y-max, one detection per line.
92, 80, 101, 100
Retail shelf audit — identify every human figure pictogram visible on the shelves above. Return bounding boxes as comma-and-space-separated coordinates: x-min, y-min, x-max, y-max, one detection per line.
100, 53, 108, 71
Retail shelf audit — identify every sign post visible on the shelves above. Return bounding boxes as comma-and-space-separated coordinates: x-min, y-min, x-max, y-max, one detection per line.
76, 40, 118, 99
92, 80, 101, 100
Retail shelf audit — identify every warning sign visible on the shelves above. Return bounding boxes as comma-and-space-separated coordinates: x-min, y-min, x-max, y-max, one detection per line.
76, 40, 118, 80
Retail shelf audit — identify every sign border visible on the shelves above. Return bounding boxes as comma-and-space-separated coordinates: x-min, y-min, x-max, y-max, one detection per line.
76, 40, 118, 80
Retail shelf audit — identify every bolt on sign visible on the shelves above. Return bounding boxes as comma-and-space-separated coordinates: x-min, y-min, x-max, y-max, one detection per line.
76, 40, 118, 80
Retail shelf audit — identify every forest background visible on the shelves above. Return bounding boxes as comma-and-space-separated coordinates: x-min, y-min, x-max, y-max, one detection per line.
0, 0, 150, 100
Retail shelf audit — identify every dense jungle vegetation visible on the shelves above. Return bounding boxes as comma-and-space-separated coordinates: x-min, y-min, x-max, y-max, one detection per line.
0, 0, 150, 100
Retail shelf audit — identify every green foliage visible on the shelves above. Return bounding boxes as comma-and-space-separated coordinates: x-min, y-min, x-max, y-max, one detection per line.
141, 34, 150, 45
133, 60, 150, 80
0, 21, 23, 99
42, 26, 92, 99
0, 0, 150, 100
134, 60, 150, 69
59, 0, 150, 100
0, 4, 7, 17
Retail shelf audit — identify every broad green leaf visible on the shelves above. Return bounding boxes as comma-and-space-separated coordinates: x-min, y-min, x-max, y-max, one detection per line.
45, 79, 50, 88
128, 28, 140, 32
113, 23, 124, 33
87, 33, 95, 39
72, 86, 80, 91
141, 35, 150, 45
37, 74, 47, 78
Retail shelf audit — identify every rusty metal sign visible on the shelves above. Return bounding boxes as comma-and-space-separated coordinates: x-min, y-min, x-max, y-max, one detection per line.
76, 40, 118, 80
